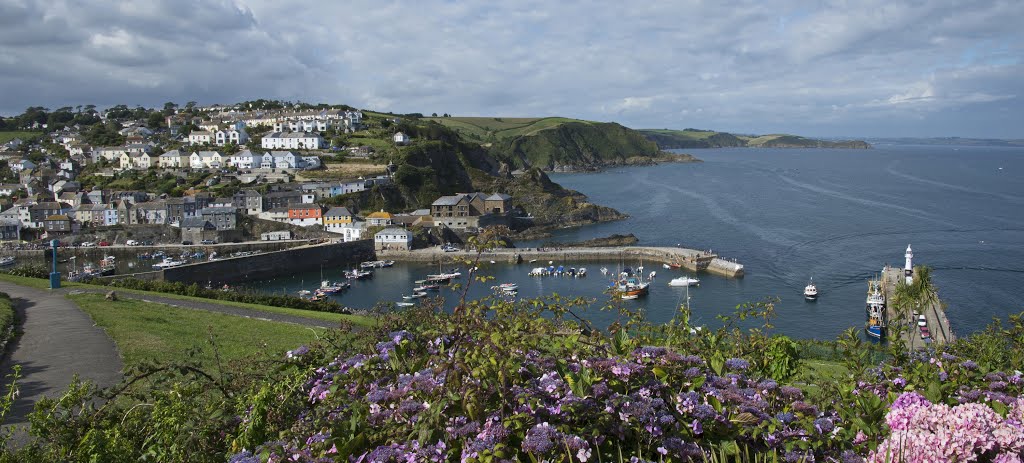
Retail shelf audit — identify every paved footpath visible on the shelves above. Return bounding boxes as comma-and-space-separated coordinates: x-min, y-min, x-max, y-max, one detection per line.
0, 282, 124, 429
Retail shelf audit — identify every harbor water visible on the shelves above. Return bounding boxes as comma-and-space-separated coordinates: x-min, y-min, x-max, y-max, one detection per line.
244, 144, 1024, 340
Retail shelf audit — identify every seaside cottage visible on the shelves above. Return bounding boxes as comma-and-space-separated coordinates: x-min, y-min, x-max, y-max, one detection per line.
374, 226, 412, 251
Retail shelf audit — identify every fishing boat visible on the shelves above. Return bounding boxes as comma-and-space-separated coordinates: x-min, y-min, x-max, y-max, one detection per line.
616, 275, 650, 299
402, 292, 428, 300
0, 256, 16, 267
297, 289, 312, 296
578, 268, 587, 277
360, 261, 377, 269
151, 257, 185, 269
396, 302, 416, 307
376, 260, 395, 268
413, 283, 441, 292
668, 276, 700, 287
865, 279, 887, 339
99, 256, 116, 276
319, 280, 349, 294
804, 278, 818, 300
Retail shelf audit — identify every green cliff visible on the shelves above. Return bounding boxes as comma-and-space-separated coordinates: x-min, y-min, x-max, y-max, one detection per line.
423, 117, 700, 171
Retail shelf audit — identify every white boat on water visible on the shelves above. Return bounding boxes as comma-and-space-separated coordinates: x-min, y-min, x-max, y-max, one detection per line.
804, 278, 818, 300
668, 276, 700, 287
402, 291, 428, 300
396, 302, 416, 307
152, 257, 185, 269
492, 283, 518, 293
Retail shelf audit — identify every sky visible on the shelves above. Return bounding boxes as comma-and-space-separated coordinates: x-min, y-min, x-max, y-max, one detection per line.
1, 0, 1022, 138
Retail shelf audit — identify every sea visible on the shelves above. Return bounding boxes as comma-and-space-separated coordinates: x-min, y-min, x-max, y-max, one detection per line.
243, 144, 1024, 341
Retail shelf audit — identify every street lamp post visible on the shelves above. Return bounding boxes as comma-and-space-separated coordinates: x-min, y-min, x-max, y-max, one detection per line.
49, 239, 61, 289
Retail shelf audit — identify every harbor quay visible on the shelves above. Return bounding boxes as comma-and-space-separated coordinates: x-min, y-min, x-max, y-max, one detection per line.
881, 266, 955, 348
378, 246, 745, 278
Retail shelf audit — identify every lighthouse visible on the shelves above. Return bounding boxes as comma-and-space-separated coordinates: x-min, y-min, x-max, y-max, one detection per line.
904, 245, 914, 285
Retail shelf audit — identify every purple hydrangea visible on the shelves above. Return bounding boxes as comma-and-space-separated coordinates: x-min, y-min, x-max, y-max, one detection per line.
522, 422, 559, 455
228, 450, 259, 463
814, 417, 835, 434
960, 360, 979, 371
724, 358, 750, 371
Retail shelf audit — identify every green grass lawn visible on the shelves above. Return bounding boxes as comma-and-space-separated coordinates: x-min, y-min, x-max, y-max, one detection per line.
424, 116, 592, 142
0, 273, 375, 327
68, 293, 326, 368
0, 131, 41, 144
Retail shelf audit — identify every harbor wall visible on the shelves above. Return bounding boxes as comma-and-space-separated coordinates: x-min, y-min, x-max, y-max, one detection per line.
160, 240, 375, 285
378, 246, 745, 278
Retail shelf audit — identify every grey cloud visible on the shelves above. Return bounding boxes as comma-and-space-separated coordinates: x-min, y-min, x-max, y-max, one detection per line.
1, 0, 1022, 137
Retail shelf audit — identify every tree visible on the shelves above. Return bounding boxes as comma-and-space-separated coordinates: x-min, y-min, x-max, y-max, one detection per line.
147, 112, 166, 129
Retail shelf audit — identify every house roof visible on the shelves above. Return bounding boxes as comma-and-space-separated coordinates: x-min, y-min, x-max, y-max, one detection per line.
431, 195, 466, 206
160, 150, 182, 157
366, 210, 392, 219
325, 207, 352, 217
486, 193, 512, 201
376, 226, 411, 237
200, 206, 235, 214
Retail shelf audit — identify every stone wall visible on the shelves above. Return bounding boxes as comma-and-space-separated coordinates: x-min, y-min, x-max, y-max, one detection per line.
161, 239, 375, 285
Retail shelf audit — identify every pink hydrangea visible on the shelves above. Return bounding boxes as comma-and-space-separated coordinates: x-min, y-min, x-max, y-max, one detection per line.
869, 393, 1024, 462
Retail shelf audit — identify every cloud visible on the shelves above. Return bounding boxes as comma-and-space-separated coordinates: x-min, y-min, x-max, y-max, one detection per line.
0, 0, 1022, 137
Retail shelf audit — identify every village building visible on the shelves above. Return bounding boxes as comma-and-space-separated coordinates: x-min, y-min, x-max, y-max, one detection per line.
374, 226, 412, 251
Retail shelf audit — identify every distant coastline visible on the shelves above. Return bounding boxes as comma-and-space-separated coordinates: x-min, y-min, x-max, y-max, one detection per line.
639, 128, 871, 150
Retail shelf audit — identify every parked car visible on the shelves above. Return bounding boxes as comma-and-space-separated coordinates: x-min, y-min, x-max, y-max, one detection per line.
920, 326, 931, 339
125, 239, 139, 246
200, 239, 217, 245
98, 241, 111, 247
141, 240, 154, 246
917, 314, 927, 327
80, 241, 96, 247
181, 240, 193, 246
442, 244, 460, 252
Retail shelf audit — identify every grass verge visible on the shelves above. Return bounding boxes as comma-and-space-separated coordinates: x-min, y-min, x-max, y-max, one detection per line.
68, 293, 326, 368
0, 273, 376, 327
0, 292, 14, 347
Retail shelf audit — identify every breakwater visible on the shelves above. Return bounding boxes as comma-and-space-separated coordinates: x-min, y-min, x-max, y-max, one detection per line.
881, 266, 954, 348
144, 240, 374, 285
378, 246, 744, 278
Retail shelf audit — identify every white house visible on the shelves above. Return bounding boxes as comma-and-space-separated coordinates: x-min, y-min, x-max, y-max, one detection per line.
188, 130, 214, 145
374, 226, 412, 251
214, 126, 249, 146
260, 151, 297, 169
0, 184, 20, 196
9, 159, 36, 173
228, 150, 257, 169
393, 132, 410, 145
158, 150, 186, 168
190, 151, 223, 169
261, 132, 323, 150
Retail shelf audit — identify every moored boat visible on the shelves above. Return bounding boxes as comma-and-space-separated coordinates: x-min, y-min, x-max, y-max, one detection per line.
865, 279, 887, 339
0, 256, 16, 267
668, 276, 700, 287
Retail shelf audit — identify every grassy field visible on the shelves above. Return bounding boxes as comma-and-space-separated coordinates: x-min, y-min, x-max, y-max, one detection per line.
68, 293, 327, 368
0, 273, 375, 327
298, 160, 389, 181
0, 131, 41, 144
423, 116, 593, 142
640, 128, 720, 140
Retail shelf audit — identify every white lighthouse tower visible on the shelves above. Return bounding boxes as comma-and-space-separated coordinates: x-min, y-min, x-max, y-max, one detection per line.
904, 244, 914, 285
